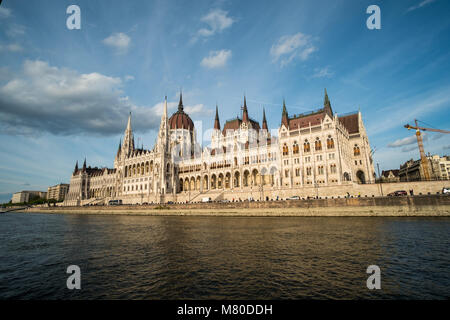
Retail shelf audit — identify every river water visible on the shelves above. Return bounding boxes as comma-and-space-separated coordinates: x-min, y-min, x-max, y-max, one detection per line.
0, 212, 449, 299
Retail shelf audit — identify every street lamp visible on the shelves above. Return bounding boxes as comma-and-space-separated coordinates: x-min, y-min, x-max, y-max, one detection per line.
314, 182, 319, 199
377, 163, 383, 196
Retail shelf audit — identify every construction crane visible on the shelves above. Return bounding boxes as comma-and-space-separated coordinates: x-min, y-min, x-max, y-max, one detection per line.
404, 119, 450, 180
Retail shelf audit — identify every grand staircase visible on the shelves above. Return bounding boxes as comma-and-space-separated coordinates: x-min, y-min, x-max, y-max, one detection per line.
187, 189, 225, 202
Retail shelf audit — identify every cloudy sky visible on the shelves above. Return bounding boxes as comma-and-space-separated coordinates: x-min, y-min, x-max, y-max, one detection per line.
0, 0, 449, 202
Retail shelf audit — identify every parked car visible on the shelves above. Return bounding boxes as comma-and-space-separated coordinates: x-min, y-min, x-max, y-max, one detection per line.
167, 201, 174, 204
201, 197, 211, 203
387, 190, 408, 196
442, 187, 450, 195
220, 199, 230, 203
286, 196, 300, 200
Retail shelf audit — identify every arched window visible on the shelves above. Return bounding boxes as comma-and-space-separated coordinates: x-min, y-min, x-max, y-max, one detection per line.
318, 165, 324, 175
330, 164, 337, 174
283, 143, 289, 156
315, 138, 322, 151
293, 141, 299, 154
354, 145, 360, 156
304, 140, 310, 153
327, 136, 334, 149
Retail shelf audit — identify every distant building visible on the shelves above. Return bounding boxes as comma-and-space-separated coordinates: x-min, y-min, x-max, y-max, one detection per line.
429, 155, 450, 180
11, 191, 47, 204
381, 169, 399, 182
47, 184, 69, 201
399, 155, 450, 181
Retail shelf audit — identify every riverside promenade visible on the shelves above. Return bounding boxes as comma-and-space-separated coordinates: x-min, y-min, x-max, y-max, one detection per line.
23, 195, 450, 217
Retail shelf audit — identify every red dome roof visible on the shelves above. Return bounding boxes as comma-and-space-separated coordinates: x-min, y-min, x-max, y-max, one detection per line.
169, 92, 194, 131
169, 110, 194, 131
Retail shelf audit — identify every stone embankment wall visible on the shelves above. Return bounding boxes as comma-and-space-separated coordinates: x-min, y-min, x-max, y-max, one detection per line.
26, 194, 450, 216
94, 180, 449, 205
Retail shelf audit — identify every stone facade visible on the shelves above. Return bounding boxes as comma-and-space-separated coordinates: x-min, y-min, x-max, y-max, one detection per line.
381, 169, 400, 182
399, 155, 450, 181
63, 90, 376, 206
11, 191, 47, 204
47, 183, 70, 201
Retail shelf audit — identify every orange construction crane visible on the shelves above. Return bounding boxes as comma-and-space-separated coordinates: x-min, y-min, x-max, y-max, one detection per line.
404, 119, 450, 180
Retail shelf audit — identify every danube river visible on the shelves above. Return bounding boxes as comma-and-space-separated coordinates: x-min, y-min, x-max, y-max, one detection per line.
0, 212, 449, 299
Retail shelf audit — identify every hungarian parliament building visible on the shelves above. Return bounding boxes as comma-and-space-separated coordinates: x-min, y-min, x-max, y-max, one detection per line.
63, 90, 375, 205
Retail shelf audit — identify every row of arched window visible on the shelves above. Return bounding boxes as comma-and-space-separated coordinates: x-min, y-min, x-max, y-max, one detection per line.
123, 162, 171, 178
283, 136, 335, 156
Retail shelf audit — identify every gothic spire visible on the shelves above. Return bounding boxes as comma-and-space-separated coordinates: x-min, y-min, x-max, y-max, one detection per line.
163, 95, 168, 119
116, 140, 121, 158
82, 158, 86, 172
262, 108, 268, 130
122, 112, 134, 157
178, 91, 183, 112
73, 160, 78, 175
281, 99, 289, 128
242, 96, 249, 123
214, 104, 221, 130
157, 96, 169, 153
324, 88, 333, 116
126, 111, 132, 131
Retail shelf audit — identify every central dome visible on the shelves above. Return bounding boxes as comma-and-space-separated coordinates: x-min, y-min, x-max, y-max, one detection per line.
169, 92, 194, 131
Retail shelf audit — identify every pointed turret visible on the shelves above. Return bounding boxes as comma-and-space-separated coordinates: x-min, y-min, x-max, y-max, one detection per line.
122, 112, 135, 157
126, 112, 132, 131
242, 96, 249, 123
262, 108, 268, 130
82, 158, 86, 172
116, 140, 122, 158
157, 96, 169, 153
324, 88, 333, 117
73, 161, 78, 175
178, 91, 183, 112
281, 99, 289, 128
214, 105, 221, 130
164, 96, 168, 120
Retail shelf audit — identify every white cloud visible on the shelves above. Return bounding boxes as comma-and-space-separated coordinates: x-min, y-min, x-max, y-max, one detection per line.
270, 32, 316, 67
0, 7, 11, 19
0, 60, 159, 135
366, 85, 450, 137
102, 33, 131, 55
185, 104, 207, 114
388, 133, 427, 148
151, 100, 208, 117
401, 145, 418, 153
407, 0, 436, 12
201, 49, 232, 69
124, 75, 135, 82
0, 60, 210, 136
197, 9, 234, 38
6, 24, 26, 37
311, 66, 334, 79
0, 43, 23, 52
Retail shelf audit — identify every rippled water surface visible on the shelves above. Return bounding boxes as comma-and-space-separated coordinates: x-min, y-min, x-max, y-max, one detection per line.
0, 212, 449, 299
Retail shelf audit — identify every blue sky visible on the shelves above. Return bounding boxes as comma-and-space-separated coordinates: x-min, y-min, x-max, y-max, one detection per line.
0, 0, 449, 202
